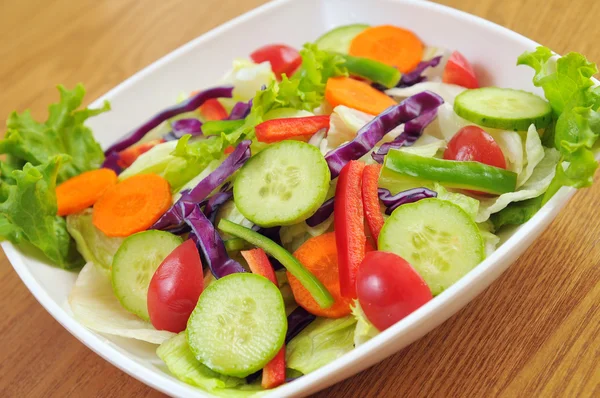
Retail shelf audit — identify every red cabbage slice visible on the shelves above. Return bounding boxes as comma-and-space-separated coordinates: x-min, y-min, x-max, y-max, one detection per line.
102, 86, 233, 158
227, 99, 253, 120
371, 107, 439, 163
204, 186, 233, 224
151, 140, 251, 230
185, 205, 246, 278
163, 118, 203, 141
398, 56, 442, 87
378, 187, 437, 215
102, 151, 123, 174
325, 91, 443, 178
305, 197, 334, 227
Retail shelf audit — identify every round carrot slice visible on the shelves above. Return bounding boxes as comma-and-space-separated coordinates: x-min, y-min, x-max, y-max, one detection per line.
349, 25, 424, 73
93, 173, 171, 237
325, 76, 397, 115
56, 168, 118, 216
288, 232, 353, 318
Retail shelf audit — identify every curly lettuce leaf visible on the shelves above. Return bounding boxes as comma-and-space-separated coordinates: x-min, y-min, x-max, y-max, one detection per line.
518, 47, 600, 200
69, 262, 175, 343
286, 316, 356, 374
0, 84, 109, 184
66, 209, 123, 269
0, 156, 83, 269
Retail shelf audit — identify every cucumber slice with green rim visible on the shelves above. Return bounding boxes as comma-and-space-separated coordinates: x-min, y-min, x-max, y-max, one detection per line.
378, 198, 484, 295
315, 24, 370, 53
233, 140, 330, 227
111, 231, 182, 320
454, 87, 553, 131
384, 149, 517, 195
187, 273, 287, 377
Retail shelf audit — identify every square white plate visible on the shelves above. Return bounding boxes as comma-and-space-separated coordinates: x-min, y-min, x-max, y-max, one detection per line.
3, 0, 590, 396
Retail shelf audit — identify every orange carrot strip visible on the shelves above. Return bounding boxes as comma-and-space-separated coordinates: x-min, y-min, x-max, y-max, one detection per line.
288, 232, 353, 318
56, 169, 118, 216
349, 25, 424, 73
92, 174, 171, 237
325, 77, 397, 115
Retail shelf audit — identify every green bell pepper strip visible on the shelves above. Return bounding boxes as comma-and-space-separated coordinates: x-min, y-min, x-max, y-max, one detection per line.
339, 54, 402, 88
223, 237, 251, 252
218, 219, 334, 309
383, 149, 518, 195
201, 119, 245, 136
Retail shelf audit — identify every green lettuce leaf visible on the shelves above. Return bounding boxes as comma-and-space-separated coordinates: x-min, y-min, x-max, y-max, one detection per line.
0, 84, 109, 184
351, 300, 379, 347
66, 209, 123, 269
286, 316, 356, 374
0, 156, 83, 269
517, 47, 600, 200
433, 183, 480, 220
517, 124, 545, 187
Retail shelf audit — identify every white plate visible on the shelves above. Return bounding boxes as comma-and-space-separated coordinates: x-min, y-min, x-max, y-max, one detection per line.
2, 0, 590, 396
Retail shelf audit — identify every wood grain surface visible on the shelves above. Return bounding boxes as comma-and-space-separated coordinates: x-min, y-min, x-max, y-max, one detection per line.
1, 0, 599, 397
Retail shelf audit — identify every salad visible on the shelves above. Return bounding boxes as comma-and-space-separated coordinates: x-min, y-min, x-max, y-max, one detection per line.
1, 23, 599, 396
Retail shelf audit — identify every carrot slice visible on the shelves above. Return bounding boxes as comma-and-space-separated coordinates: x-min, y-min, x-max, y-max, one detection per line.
349, 25, 424, 73
325, 77, 397, 115
288, 232, 353, 318
56, 169, 118, 216
92, 174, 171, 237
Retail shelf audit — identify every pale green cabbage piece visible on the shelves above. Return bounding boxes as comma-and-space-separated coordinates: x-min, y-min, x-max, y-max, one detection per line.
517, 124, 545, 187
221, 59, 275, 102
286, 316, 357, 374
476, 147, 561, 222
351, 300, 379, 347
386, 82, 466, 105
66, 209, 123, 269
68, 262, 175, 344
433, 183, 480, 220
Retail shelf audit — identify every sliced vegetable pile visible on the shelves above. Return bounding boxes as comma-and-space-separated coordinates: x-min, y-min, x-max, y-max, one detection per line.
1, 22, 598, 396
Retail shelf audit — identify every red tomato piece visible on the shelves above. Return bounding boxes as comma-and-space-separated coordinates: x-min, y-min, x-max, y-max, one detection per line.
198, 98, 228, 121
444, 126, 507, 169
442, 51, 479, 89
357, 251, 432, 331
250, 44, 302, 78
147, 239, 204, 333
117, 139, 165, 169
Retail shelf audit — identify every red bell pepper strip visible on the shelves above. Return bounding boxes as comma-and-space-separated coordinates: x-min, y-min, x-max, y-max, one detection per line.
198, 98, 228, 121
255, 115, 330, 143
334, 161, 367, 298
240, 248, 286, 389
362, 164, 385, 244
117, 139, 165, 169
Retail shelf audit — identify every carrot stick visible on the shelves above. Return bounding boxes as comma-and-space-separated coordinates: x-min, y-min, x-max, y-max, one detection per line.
349, 25, 424, 73
325, 76, 397, 115
93, 173, 171, 237
288, 232, 353, 318
56, 169, 117, 216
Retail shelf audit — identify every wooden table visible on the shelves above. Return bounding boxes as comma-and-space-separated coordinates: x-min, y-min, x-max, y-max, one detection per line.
1, 0, 598, 396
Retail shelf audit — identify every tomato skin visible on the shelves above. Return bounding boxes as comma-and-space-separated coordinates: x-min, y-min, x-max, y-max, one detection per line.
147, 239, 204, 333
444, 126, 507, 169
117, 139, 165, 169
356, 251, 432, 331
250, 44, 302, 78
442, 51, 479, 89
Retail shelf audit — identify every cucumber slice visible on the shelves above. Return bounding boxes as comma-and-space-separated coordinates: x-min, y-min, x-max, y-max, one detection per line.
384, 149, 517, 195
233, 140, 330, 227
454, 87, 552, 131
378, 198, 484, 295
187, 273, 287, 377
111, 231, 182, 320
315, 24, 370, 53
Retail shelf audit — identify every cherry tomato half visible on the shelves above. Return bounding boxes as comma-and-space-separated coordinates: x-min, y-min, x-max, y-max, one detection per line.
147, 239, 204, 333
442, 51, 479, 89
356, 251, 432, 331
117, 139, 165, 169
444, 126, 507, 169
250, 44, 302, 78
